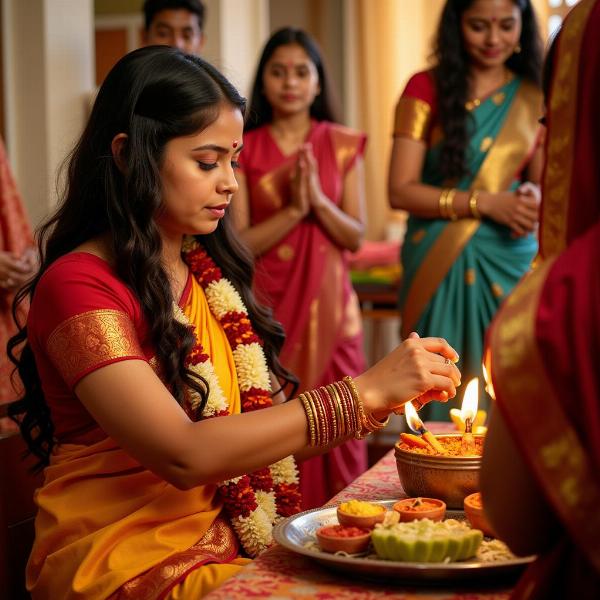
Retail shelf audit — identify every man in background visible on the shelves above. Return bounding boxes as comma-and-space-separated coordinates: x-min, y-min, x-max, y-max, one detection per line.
143, 0, 205, 55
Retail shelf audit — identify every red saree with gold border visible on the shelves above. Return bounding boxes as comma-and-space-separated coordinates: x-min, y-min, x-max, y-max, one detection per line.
26, 253, 248, 600
486, 2, 600, 597
239, 120, 368, 509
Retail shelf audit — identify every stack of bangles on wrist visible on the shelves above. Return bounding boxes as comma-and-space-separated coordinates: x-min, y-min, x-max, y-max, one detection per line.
299, 375, 390, 446
468, 189, 482, 219
439, 188, 458, 221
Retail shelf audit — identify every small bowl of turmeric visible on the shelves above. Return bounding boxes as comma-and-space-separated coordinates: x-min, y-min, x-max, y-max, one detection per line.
337, 499, 386, 530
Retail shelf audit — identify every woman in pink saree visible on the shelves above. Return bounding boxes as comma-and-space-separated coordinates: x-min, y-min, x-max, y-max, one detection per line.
234, 28, 368, 509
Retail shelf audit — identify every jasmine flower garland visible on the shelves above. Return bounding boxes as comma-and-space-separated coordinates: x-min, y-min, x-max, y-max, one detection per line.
179, 236, 301, 557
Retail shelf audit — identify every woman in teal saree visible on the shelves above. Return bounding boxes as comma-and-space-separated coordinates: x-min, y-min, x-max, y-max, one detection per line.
388, 0, 544, 419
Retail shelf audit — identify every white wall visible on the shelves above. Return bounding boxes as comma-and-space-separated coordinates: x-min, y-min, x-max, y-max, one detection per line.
2, 0, 95, 228
1, 0, 271, 229
203, 0, 269, 97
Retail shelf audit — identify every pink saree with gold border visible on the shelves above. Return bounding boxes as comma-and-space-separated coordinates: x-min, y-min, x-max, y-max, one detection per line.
240, 121, 368, 508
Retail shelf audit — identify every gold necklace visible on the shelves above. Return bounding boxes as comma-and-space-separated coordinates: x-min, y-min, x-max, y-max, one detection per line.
466, 69, 512, 111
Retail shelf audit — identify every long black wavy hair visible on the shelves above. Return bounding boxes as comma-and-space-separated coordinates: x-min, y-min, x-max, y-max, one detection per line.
433, 0, 543, 181
8, 46, 297, 469
245, 27, 341, 131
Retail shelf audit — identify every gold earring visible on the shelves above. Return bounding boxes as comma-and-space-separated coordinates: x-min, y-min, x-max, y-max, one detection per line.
513, 44, 522, 54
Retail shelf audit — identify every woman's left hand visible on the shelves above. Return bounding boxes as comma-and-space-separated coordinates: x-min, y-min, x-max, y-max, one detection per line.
299, 143, 327, 210
511, 181, 541, 238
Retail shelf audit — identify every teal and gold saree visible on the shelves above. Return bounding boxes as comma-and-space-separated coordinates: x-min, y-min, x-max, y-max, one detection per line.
397, 75, 542, 419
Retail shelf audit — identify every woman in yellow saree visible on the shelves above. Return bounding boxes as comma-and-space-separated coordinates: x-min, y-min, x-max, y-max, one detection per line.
8, 47, 462, 599
388, 0, 544, 420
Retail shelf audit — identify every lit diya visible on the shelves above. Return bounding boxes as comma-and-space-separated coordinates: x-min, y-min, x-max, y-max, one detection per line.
451, 365, 491, 436
399, 401, 446, 454
395, 432, 483, 508
460, 378, 478, 454
396, 390, 486, 507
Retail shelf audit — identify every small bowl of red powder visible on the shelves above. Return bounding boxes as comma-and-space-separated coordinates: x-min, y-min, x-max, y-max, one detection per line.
315, 524, 371, 554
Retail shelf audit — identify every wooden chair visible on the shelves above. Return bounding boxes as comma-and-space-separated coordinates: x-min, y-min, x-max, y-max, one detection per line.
353, 279, 401, 366
353, 279, 404, 467
0, 408, 42, 600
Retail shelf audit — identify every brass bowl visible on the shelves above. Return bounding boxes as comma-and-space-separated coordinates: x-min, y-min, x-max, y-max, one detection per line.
394, 434, 483, 509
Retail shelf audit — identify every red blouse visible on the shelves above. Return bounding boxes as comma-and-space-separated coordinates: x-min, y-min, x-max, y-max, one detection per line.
28, 253, 151, 444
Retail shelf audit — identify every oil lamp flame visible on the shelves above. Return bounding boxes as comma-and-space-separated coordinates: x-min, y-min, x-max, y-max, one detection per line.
482, 359, 496, 400
404, 401, 424, 433
461, 378, 479, 423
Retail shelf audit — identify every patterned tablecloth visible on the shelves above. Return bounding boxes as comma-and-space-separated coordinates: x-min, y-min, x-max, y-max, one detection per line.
205, 429, 515, 600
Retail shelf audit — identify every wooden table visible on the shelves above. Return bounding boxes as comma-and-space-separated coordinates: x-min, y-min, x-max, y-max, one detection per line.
205, 446, 516, 599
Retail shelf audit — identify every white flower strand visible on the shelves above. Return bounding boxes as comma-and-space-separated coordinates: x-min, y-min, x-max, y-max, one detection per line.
178, 237, 301, 557
270, 456, 300, 485
205, 279, 246, 318
233, 343, 272, 392
234, 509, 273, 556
172, 304, 228, 416
256, 490, 277, 523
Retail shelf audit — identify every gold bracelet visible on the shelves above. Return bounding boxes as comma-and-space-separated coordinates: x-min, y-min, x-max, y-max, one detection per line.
334, 380, 356, 437
446, 188, 458, 221
363, 411, 390, 433
468, 189, 482, 219
306, 390, 324, 446
342, 376, 369, 439
300, 393, 317, 446
327, 383, 344, 438
439, 188, 450, 218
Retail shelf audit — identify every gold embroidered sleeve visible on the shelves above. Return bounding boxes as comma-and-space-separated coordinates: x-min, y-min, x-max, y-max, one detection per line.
328, 125, 366, 174
46, 309, 145, 388
393, 97, 432, 141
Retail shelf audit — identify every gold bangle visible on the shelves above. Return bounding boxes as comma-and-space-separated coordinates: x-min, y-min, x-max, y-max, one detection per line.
333, 381, 360, 435
468, 189, 481, 219
306, 390, 323, 446
327, 384, 344, 438
343, 375, 370, 439
363, 411, 390, 433
300, 393, 317, 446
322, 385, 338, 442
439, 188, 450, 219
446, 188, 458, 221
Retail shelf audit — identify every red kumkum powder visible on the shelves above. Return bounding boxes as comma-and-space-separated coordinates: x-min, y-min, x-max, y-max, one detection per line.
319, 525, 370, 538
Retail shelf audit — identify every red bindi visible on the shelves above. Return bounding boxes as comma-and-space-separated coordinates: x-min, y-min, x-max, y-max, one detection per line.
232, 141, 238, 148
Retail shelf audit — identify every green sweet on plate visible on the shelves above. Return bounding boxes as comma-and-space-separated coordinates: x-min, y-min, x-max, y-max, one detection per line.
371, 518, 483, 562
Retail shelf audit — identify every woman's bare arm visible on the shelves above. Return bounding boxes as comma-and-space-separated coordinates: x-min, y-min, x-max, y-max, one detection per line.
75, 337, 460, 490
389, 136, 541, 235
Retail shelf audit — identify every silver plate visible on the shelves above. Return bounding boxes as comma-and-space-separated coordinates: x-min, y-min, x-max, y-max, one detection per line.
273, 500, 535, 582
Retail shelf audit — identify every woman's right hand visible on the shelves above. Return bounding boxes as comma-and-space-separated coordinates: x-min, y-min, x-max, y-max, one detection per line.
354, 336, 461, 418
0, 250, 35, 291
288, 155, 310, 219
478, 186, 540, 237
